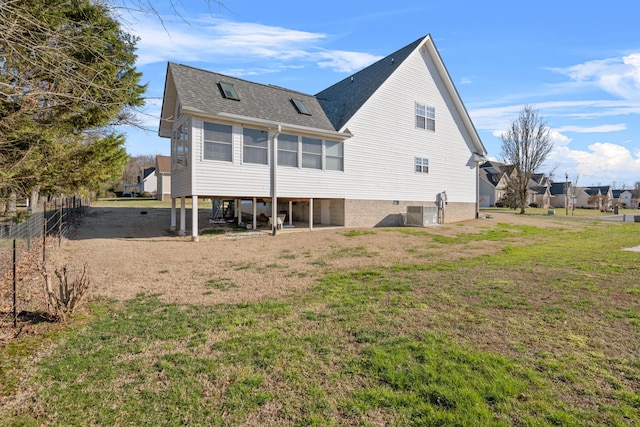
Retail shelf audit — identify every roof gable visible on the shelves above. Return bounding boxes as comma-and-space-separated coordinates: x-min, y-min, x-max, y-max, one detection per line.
315, 37, 422, 130
316, 34, 486, 156
156, 155, 171, 174
142, 167, 155, 180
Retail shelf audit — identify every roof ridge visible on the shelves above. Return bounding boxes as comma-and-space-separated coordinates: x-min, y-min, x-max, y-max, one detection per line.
169, 62, 315, 98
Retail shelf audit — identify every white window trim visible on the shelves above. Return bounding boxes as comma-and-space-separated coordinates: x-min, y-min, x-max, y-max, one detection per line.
415, 157, 429, 174
415, 102, 435, 131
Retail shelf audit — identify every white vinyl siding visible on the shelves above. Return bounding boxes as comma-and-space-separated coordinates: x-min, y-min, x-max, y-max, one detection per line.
242, 127, 268, 165
203, 122, 232, 162
278, 133, 298, 167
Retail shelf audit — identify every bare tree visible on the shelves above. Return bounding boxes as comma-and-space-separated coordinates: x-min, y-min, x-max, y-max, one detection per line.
122, 154, 156, 185
500, 105, 553, 214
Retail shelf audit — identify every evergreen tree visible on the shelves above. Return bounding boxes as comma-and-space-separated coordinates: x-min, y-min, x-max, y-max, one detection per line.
0, 0, 145, 202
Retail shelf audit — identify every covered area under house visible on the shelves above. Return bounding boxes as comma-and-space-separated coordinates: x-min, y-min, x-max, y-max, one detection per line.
169, 196, 345, 240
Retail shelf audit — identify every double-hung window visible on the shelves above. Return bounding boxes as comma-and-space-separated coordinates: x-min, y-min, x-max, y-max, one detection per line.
243, 127, 268, 165
302, 137, 322, 169
278, 133, 299, 167
325, 141, 343, 171
203, 122, 232, 162
416, 102, 435, 131
415, 157, 429, 174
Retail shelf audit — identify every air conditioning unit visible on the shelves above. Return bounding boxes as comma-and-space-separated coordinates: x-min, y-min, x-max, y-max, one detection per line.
406, 206, 438, 226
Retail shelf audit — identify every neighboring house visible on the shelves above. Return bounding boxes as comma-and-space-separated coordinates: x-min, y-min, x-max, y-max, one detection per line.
618, 189, 640, 208
155, 155, 172, 201
574, 186, 613, 210
137, 167, 157, 194
619, 190, 633, 208
159, 35, 487, 240
479, 160, 507, 207
479, 160, 549, 207
547, 182, 572, 209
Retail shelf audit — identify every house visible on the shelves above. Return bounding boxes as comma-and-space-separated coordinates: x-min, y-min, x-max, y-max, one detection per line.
155, 155, 171, 201
618, 189, 640, 208
574, 186, 613, 210
137, 167, 157, 194
479, 161, 549, 208
479, 160, 507, 207
159, 35, 487, 240
547, 182, 572, 209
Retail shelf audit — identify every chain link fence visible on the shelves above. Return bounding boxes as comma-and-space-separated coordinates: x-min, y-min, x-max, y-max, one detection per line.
0, 198, 88, 335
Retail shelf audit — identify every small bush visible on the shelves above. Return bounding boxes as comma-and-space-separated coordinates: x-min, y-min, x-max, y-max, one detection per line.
528, 203, 539, 208
41, 263, 91, 322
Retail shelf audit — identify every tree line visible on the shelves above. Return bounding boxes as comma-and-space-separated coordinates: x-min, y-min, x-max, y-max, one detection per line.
1, 0, 146, 213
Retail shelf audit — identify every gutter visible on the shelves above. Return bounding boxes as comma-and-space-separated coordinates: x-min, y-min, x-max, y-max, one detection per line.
271, 124, 281, 236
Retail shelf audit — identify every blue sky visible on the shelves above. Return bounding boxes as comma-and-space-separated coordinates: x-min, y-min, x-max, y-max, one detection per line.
116, 0, 640, 188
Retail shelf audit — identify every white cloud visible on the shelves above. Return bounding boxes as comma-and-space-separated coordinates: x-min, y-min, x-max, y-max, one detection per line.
549, 142, 640, 186
555, 124, 627, 133
128, 15, 379, 73
549, 53, 640, 101
317, 50, 383, 73
459, 77, 472, 85
549, 130, 572, 147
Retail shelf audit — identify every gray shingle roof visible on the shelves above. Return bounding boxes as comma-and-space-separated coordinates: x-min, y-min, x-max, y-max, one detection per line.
549, 182, 566, 196
315, 36, 425, 130
167, 63, 338, 132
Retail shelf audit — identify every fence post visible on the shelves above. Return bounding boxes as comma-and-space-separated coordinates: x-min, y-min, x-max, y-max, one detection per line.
13, 239, 17, 328
58, 205, 63, 247
43, 215, 47, 264
27, 215, 31, 252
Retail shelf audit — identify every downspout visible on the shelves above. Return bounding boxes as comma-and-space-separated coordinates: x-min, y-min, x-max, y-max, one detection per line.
271, 125, 281, 236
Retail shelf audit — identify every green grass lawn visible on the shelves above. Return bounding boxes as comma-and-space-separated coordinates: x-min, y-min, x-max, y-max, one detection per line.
482, 206, 640, 218
1, 219, 639, 425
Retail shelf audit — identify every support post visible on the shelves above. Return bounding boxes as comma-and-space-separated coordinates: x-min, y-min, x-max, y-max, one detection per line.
252, 197, 257, 230
288, 201, 293, 226
309, 198, 314, 230
170, 198, 176, 231
179, 197, 186, 236
192, 196, 199, 242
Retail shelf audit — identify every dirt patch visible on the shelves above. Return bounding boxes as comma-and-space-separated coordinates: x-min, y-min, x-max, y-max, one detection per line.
45, 206, 580, 306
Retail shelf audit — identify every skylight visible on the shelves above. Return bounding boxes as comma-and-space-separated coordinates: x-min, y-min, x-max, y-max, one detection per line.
291, 98, 311, 115
219, 82, 240, 100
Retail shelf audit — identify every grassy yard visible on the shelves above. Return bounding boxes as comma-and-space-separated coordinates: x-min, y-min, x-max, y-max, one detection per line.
482, 206, 640, 218
1, 218, 639, 425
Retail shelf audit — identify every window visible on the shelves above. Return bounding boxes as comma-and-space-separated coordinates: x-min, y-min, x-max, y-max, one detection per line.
415, 157, 429, 173
291, 98, 311, 115
219, 82, 240, 100
172, 123, 189, 172
302, 137, 322, 169
203, 122, 232, 162
416, 102, 435, 131
243, 128, 268, 165
325, 141, 343, 171
278, 133, 299, 167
